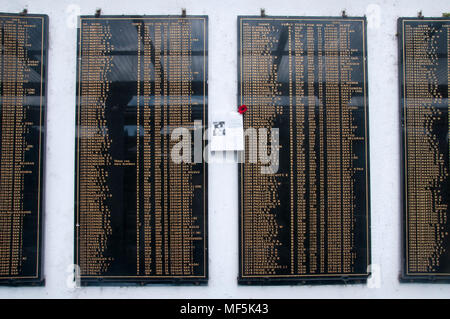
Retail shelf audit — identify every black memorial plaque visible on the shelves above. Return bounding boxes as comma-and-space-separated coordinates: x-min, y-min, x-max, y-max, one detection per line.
238, 16, 370, 284
0, 13, 48, 286
75, 16, 208, 285
399, 18, 450, 282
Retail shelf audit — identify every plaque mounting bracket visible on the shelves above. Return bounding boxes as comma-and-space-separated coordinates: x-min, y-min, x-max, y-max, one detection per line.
260, 8, 266, 17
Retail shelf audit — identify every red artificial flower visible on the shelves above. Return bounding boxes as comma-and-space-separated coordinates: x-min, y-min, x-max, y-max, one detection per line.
238, 104, 248, 114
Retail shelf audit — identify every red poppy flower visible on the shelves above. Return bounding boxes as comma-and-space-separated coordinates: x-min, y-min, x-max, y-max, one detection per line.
238, 104, 248, 114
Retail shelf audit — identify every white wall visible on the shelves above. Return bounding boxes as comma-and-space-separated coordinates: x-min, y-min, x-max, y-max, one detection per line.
0, 0, 449, 299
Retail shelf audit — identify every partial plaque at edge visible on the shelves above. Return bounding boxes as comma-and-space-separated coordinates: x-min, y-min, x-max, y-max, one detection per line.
0, 13, 48, 286
399, 17, 450, 282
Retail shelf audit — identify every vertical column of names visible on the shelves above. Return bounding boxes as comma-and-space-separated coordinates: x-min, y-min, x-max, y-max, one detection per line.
294, 23, 307, 275
78, 22, 113, 275
139, 20, 199, 276
0, 18, 27, 276
242, 21, 284, 275
139, 19, 203, 277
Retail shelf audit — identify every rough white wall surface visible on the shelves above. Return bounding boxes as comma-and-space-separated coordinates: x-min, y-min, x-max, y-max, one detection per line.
0, 0, 449, 299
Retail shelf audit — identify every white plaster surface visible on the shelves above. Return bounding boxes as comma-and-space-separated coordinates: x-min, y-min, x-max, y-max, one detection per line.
0, 0, 449, 298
